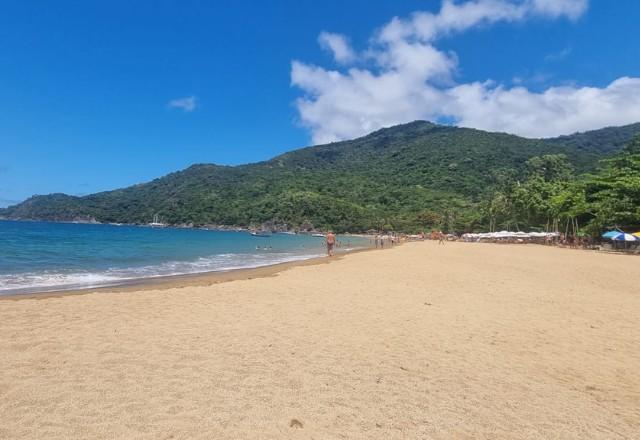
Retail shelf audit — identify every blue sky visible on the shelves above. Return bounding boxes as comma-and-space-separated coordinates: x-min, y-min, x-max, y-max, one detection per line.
1, 0, 639, 206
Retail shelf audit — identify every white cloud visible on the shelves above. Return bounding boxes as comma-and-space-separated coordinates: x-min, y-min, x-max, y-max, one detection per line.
531, 0, 588, 20
446, 77, 640, 137
168, 95, 197, 112
375, 0, 587, 45
318, 32, 356, 63
545, 45, 572, 62
289, 0, 640, 143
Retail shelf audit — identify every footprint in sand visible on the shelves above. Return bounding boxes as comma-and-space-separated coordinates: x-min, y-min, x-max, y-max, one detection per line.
289, 419, 304, 428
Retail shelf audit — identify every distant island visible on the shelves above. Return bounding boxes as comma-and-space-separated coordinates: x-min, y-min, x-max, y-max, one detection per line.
2, 121, 640, 234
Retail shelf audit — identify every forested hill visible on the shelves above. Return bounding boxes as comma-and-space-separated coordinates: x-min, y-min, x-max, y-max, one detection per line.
544, 122, 640, 155
2, 121, 640, 232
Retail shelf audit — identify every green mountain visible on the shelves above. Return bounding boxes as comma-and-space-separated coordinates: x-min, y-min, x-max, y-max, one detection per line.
2, 121, 640, 232
544, 122, 640, 155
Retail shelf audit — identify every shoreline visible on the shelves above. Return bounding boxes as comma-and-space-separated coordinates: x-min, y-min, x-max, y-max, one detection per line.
3, 239, 636, 300
0, 246, 376, 301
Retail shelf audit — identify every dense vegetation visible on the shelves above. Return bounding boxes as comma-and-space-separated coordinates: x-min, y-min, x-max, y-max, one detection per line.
477, 136, 640, 235
2, 121, 640, 234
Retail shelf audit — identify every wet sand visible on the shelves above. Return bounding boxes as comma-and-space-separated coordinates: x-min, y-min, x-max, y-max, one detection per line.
1, 252, 342, 301
1, 241, 638, 439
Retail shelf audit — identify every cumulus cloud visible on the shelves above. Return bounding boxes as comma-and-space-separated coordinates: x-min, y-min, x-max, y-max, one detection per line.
289, 0, 640, 143
168, 95, 197, 112
318, 32, 356, 63
445, 77, 640, 138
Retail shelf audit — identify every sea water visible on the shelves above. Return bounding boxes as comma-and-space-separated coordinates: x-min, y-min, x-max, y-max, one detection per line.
0, 220, 370, 295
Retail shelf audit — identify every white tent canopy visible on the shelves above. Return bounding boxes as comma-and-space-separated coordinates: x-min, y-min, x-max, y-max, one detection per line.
462, 231, 560, 240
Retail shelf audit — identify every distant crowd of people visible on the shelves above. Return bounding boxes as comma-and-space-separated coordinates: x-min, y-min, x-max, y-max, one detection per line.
321, 228, 632, 257
370, 230, 448, 248
373, 233, 399, 249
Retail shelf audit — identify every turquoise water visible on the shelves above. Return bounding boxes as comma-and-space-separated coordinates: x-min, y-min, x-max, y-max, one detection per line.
0, 221, 369, 295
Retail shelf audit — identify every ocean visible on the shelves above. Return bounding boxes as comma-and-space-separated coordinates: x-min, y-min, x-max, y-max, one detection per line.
0, 220, 370, 295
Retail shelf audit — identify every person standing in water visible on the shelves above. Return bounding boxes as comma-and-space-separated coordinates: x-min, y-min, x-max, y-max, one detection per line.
326, 231, 336, 256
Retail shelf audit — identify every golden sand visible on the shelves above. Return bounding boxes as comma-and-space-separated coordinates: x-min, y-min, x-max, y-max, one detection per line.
1, 242, 639, 439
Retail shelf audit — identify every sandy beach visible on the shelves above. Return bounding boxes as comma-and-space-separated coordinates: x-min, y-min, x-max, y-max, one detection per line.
1, 241, 639, 439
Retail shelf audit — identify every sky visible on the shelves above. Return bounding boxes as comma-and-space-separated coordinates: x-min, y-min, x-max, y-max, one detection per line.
1, 0, 639, 207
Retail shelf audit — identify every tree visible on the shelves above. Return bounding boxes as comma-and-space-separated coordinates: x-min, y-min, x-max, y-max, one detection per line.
511, 154, 576, 231
524, 154, 574, 182
584, 135, 640, 232
415, 210, 443, 230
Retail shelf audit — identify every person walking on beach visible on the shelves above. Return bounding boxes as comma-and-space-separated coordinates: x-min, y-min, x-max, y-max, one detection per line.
326, 231, 336, 256
438, 231, 445, 245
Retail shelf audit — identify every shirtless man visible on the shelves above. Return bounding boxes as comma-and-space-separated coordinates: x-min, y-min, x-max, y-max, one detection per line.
326, 231, 336, 256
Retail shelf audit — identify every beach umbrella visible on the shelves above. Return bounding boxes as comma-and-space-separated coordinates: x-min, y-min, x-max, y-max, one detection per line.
610, 233, 639, 242
601, 230, 621, 239
609, 232, 639, 250
633, 232, 640, 238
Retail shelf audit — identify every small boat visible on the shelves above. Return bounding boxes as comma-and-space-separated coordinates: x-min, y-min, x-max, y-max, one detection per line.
312, 233, 325, 237
279, 231, 296, 235
149, 214, 167, 228
250, 230, 272, 237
